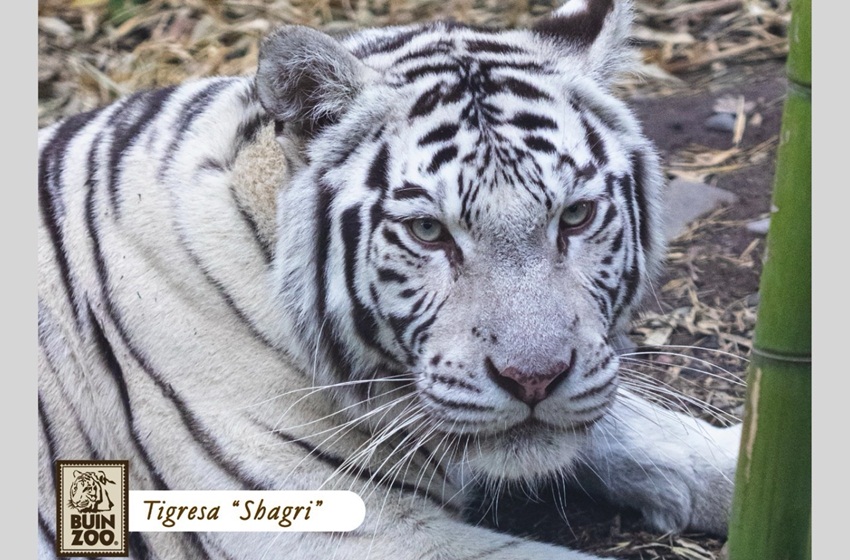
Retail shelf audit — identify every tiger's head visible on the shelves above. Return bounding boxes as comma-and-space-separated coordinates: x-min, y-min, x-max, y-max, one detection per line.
68, 471, 114, 513
261, 0, 665, 481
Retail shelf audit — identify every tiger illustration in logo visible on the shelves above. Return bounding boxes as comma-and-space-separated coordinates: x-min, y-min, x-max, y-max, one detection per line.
67, 471, 115, 513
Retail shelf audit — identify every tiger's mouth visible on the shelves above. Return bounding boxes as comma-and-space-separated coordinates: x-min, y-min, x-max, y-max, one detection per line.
505, 416, 600, 438
438, 416, 592, 481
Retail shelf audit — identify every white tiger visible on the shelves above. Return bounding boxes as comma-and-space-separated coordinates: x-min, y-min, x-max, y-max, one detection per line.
38, 1, 742, 558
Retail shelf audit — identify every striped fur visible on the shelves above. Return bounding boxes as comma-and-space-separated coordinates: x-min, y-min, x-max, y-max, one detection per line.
38, 2, 741, 558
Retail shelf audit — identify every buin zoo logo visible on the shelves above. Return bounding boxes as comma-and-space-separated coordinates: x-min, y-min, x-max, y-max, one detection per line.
56, 460, 128, 557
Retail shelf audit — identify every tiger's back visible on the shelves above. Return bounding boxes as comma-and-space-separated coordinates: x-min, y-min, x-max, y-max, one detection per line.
39, 2, 742, 559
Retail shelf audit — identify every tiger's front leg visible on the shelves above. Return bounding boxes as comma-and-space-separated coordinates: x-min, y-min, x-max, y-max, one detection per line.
575, 388, 742, 536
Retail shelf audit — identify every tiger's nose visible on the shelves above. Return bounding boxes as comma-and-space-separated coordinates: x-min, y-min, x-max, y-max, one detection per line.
486, 351, 576, 406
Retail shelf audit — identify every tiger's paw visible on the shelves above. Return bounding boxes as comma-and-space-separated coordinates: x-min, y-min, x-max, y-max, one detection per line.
634, 423, 742, 536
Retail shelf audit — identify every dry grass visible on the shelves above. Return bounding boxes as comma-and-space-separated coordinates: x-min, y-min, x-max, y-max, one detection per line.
39, 0, 789, 126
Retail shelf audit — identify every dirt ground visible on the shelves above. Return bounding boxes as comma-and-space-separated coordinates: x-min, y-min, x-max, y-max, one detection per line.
38, 1, 791, 558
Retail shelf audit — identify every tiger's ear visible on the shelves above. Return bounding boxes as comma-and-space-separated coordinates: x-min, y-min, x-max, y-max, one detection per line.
533, 0, 634, 84
256, 25, 376, 137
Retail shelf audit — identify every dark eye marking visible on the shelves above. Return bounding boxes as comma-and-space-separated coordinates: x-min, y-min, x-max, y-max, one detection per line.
393, 183, 434, 202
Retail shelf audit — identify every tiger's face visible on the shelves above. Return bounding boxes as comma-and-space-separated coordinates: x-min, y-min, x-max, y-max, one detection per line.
68, 471, 112, 513
263, 3, 663, 481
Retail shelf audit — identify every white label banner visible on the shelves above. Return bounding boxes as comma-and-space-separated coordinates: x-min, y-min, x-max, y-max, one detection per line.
129, 491, 365, 532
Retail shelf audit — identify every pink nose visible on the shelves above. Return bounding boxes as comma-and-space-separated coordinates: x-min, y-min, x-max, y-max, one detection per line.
487, 351, 575, 406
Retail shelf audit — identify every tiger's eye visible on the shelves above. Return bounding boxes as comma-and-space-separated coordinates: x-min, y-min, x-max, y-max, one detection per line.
560, 201, 595, 230
409, 218, 444, 243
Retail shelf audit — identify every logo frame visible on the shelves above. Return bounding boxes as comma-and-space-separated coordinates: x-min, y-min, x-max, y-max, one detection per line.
55, 460, 129, 557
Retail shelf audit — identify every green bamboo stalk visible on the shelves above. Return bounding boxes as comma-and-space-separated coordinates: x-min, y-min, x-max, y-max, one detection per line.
726, 0, 811, 558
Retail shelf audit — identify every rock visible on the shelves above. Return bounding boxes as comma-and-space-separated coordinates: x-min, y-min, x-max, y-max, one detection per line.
746, 217, 771, 234
38, 17, 74, 38
705, 112, 736, 132
664, 179, 738, 241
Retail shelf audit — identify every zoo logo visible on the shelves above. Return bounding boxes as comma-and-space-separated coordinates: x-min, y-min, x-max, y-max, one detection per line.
56, 460, 128, 557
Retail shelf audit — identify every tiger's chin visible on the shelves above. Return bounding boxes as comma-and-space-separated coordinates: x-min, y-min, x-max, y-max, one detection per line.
455, 419, 590, 482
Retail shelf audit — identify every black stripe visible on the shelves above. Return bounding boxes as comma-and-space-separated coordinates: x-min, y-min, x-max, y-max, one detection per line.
588, 203, 618, 241
158, 80, 234, 180
107, 86, 178, 214
423, 391, 495, 412
409, 83, 443, 119
230, 186, 274, 263
393, 183, 434, 202
613, 264, 639, 325
237, 111, 264, 144
388, 310, 416, 344
610, 228, 624, 255
630, 150, 653, 253
589, 288, 610, 319
87, 302, 169, 491
38, 511, 55, 547
498, 77, 552, 101
571, 376, 616, 402
581, 116, 608, 165
592, 277, 619, 304
582, 353, 614, 380
612, 174, 641, 322
524, 135, 557, 154
559, 153, 577, 170
368, 197, 387, 237
394, 43, 453, 66
478, 60, 546, 74
573, 88, 630, 135
465, 39, 525, 55
366, 143, 390, 191
177, 224, 283, 351
510, 112, 557, 131
409, 438, 451, 482
38, 395, 59, 491
341, 206, 395, 360
315, 184, 332, 324
431, 373, 482, 393
383, 227, 424, 260
314, 184, 355, 378
427, 145, 458, 174
411, 303, 442, 348
87, 169, 265, 492
533, 0, 614, 46
129, 533, 151, 560
38, 110, 105, 326
377, 268, 407, 283
459, 174, 480, 225
358, 29, 424, 57
418, 123, 459, 146
77, 133, 170, 490
404, 63, 458, 82
410, 293, 429, 315
103, 308, 267, 491
185, 532, 237, 560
